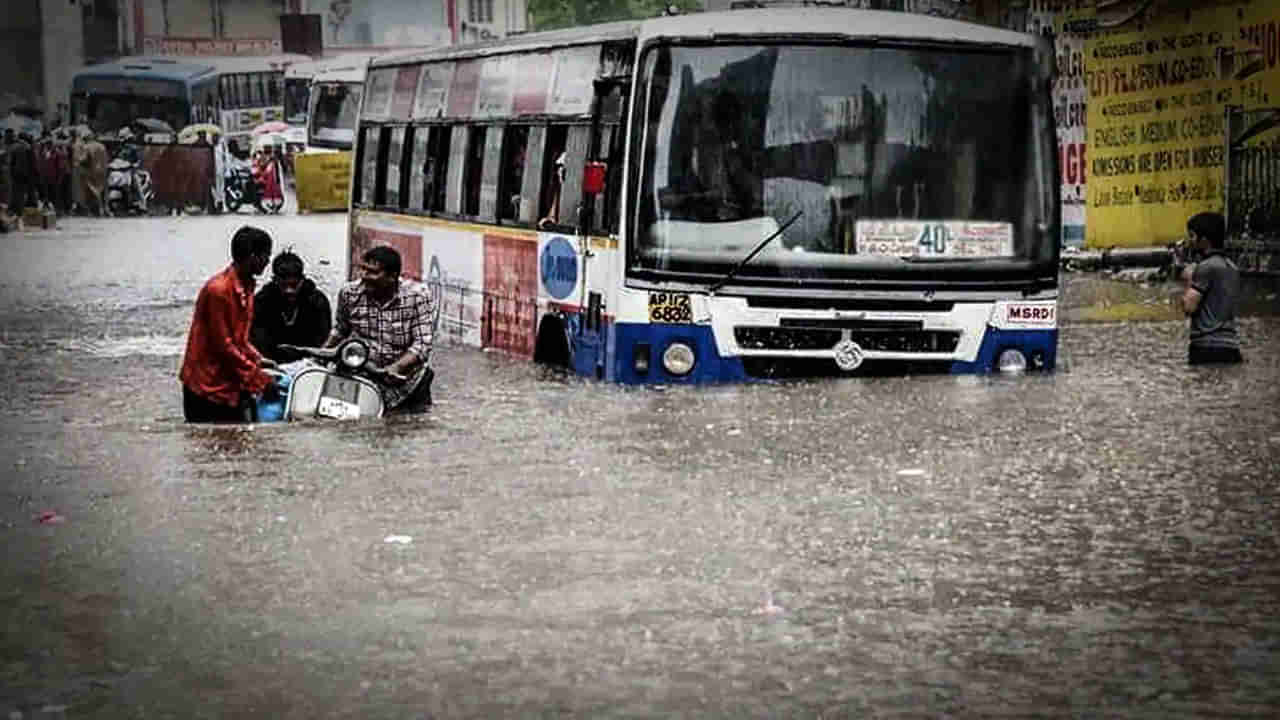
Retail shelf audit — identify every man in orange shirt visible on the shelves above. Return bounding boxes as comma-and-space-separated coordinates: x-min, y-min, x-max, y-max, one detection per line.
180, 226, 277, 422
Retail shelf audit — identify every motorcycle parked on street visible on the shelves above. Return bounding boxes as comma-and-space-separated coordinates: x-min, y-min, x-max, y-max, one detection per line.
105, 156, 155, 216
223, 158, 284, 214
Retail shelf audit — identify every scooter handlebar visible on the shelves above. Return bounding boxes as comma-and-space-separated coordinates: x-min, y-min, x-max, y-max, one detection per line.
277, 343, 338, 361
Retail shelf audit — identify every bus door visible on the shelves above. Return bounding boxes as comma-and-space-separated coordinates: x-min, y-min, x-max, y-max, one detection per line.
562, 76, 628, 379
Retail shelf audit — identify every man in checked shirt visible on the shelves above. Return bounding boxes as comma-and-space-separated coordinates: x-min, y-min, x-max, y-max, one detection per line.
324, 245, 435, 412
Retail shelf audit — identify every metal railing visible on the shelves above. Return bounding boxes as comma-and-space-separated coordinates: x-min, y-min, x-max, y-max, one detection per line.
1225, 106, 1280, 274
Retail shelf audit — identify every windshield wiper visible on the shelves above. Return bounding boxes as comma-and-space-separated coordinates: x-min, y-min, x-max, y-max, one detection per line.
707, 210, 803, 295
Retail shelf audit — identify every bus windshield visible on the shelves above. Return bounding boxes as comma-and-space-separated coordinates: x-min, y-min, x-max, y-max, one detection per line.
77, 94, 190, 135
634, 43, 1056, 281
309, 82, 363, 148
284, 77, 310, 125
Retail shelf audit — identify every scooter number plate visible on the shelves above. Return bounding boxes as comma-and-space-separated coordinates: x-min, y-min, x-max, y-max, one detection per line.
317, 395, 361, 420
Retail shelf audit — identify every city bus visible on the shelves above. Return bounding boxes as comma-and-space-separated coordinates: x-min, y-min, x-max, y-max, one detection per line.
291, 56, 372, 211
305, 55, 371, 152
71, 54, 310, 146
347, 8, 1060, 383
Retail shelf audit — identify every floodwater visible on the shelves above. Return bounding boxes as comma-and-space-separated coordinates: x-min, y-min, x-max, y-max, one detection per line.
2, 216, 1279, 718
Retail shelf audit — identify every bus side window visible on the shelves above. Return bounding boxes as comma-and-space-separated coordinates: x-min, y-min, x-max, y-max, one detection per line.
412, 125, 452, 213
408, 125, 430, 211
446, 125, 469, 215
374, 126, 392, 207
497, 124, 528, 222
519, 125, 547, 225
538, 125, 568, 227
357, 125, 382, 207
479, 127, 504, 221
269, 74, 282, 106
385, 126, 407, 209
428, 126, 452, 212
462, 126, 487, 217
559, 125, 590, 228
598, 124, 622, 233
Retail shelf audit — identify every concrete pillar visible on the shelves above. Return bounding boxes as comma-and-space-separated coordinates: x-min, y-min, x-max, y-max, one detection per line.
41, 0, 86, 123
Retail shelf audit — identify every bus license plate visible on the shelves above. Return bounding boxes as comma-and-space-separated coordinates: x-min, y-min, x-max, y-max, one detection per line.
318, 396, 361, 420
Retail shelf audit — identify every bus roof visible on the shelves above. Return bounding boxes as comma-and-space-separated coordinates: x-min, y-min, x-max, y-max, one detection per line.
74, 53, 313, 84
192, 54, 313, 73
369, 8, 1036, 69
312, 64, 369, 85
72, 56, 219, 83
286, 53, 377, 81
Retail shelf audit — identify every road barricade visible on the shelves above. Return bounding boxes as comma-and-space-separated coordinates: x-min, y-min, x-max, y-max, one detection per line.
294, 151, 352, 212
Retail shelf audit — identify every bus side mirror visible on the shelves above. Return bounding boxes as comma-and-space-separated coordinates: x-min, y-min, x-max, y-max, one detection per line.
583, 161, 607, 195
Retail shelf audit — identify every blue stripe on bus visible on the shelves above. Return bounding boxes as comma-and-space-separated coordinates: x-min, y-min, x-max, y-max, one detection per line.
950, 327, 1058, 373
609, 323, 748, 384
577, 322, 1058, 383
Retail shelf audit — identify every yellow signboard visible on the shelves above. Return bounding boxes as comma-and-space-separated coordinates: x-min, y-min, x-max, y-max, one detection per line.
294, 151, 353, 212
1085, 3, 1280, 247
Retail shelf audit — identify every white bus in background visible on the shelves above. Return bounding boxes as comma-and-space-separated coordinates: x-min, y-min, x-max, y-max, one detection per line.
291, 54, 374, 211
284, 60, 322, 154
305, 55, 373, 153
207, 54, 312, 149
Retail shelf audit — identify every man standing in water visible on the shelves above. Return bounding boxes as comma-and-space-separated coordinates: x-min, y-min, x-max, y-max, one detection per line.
1180, 211, 1243, 365
180, 226, 277, 422
325, 245, 433, 412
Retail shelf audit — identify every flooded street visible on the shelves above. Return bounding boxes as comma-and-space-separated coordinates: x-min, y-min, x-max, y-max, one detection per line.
3, 216, 1279, 718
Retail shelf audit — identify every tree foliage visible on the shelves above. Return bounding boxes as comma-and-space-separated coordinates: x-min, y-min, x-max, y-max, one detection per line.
528, 0, 705, 32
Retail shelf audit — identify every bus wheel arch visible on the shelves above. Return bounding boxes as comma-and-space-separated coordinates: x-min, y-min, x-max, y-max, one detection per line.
534, 314, 571, 367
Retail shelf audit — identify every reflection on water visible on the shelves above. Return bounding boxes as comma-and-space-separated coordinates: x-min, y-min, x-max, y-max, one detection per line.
2, 218, 1279, 716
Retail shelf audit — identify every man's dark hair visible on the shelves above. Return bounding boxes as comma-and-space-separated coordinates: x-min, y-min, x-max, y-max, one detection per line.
1187, 211, 1226, 249
272, 249, 304, 278
231, 226, 273, 263
363, 245, 402, 277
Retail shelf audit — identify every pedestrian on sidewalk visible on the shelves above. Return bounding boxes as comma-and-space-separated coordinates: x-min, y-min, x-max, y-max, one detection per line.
1180, 211, 1243, 365
179, 226, 277, 422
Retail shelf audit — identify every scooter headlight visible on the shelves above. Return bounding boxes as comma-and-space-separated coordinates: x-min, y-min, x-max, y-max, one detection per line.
339, 340, 370, 369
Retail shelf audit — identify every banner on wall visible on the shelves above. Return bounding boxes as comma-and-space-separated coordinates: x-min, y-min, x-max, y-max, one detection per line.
1029, 3, 1093, 248
1084, 2, 1280, 247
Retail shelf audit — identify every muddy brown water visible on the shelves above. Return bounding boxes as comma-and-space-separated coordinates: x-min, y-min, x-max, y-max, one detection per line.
2, 217, 1278, 718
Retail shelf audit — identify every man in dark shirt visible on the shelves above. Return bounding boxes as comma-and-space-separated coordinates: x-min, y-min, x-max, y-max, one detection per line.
180, 226, 276, 422
1180, 211, 1242, 365
252, 250, 333, 363
7, 130, 39, 211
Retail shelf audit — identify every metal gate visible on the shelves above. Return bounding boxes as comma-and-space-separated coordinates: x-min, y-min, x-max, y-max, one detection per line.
1224, 106, 1280, 274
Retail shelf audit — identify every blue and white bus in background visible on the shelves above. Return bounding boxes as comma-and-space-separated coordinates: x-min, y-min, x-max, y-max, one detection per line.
347, 7, 1060, 384
71, 54, 310, 145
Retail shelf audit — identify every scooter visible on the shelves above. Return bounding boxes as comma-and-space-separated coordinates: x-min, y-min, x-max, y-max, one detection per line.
105, 157, 155, 216
223, 159, 284, 214
256, 339, 388, 421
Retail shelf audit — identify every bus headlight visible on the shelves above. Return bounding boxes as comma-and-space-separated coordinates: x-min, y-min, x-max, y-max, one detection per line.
662, 342, 696, 376
997, 348, 1027, 374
